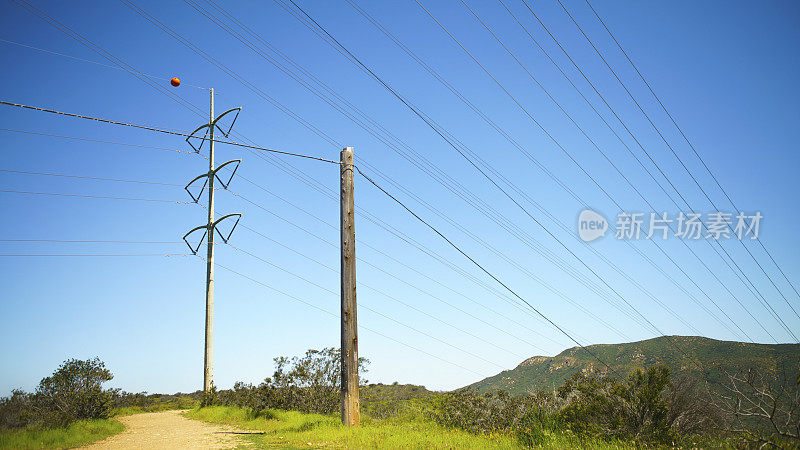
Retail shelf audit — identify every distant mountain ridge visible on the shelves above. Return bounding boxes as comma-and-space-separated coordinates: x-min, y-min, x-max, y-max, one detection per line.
467, 336, 800, 396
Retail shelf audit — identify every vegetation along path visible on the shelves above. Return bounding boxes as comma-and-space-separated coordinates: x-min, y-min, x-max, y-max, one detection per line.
81, 410, 252, 449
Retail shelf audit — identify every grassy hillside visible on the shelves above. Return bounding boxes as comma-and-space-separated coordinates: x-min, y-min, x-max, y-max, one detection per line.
468, 335, 800, 396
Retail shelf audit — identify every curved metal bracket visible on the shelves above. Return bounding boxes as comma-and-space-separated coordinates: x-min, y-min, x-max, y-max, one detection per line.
212, 213, 242, 244
185, 123, 211, 154
212, 159, 241, 189
185, 107, 242, 153
181, 213, 242, 254
184, 173, 209, 203
184, 159, 241, 202
211, 107, 242, 138
182, 225, 208, 255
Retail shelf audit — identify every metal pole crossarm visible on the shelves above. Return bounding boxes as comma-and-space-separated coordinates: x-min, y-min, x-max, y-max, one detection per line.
210, 213, 242, 243
185, 106, 242, 154
181, 213, 243, 255
184, 159, 242, 203
182, 226, 208, 255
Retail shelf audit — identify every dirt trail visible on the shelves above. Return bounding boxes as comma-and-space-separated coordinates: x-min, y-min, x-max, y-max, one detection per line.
80, 410, 253, 449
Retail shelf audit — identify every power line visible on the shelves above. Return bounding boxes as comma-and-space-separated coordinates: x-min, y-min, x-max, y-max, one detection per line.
0, 169, 183, 186
447, 0, 752, 342
221, 0, 671, 338
233, 177, 575, 347
21, 0, 736, 366
0, 100, 340, 164
285, 0, 718, 371
156, 2, 640, 342
490, 0, 778, 343
236, 222, 546, 356
13, 1, 573, 357
355, 166, 620, 376
6, 0, 507, 378
552, 0, 800, 324
275, 0, 663, 340
0, 37, 210, 90
18, 0, 744, 354
409, 0, 741, 345
581, 0, 800, 305
226, 242, 510, 369
0, 127, 192, 154
0, 253, 187, 257
0, 239, 182, 243
7, 0, 708, 372
0, 189, 191, 204
207, 256, 486, 377
339, 0, 676, 340
517, 0, 794, 337
228, 187, 561, 351
120, 0, 342, 148
13, 0, 205, 116
238, 2, 721, 379
160, 0, 644, 343
345, 0, 729, 340
0, 100, 188, 136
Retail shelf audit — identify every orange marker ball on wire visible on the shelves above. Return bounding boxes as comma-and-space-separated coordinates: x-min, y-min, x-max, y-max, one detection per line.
170, 77, 181, 87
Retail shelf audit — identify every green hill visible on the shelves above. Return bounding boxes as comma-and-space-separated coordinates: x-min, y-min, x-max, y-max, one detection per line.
467, 336, 800, 396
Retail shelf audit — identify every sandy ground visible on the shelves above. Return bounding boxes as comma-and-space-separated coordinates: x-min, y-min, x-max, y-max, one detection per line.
80, 410, 253, 449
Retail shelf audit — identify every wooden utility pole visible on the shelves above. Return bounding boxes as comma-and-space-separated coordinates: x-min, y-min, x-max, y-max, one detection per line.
340, 146, 359, 426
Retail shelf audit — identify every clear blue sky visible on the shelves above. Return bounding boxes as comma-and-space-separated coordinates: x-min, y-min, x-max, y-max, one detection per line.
0, 0, 798, 395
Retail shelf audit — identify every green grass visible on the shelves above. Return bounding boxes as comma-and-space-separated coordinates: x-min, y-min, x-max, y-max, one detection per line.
0, 419, 124, 449
186, 406, 634, 449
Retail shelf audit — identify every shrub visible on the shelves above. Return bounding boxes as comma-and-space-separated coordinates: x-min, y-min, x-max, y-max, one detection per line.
200, 385, 218, 408
0, 358, 115, 429
111, 391, 201, 413
0, 390, 35, 429
213, 347, 368, 416
426, 366, 716, 446
34, 358, 114, 426
557, 365, 683, 444
427, 388, 556, 446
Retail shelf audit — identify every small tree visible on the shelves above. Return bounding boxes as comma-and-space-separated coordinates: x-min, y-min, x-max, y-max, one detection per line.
34, 357, 115, 426
715, 367, 800, 449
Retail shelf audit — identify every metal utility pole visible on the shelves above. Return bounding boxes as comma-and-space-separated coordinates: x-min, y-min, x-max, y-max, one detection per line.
340, 146, 359, 426
182, 89, 243, 395
204, 88, 215, 394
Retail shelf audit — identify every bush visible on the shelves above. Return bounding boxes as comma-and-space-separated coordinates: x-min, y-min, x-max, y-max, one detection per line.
200, 385, 218, 408
0, 358, 115, 429
360, 383, 433, 420
110, 391, 200, 414
425, 365, 718, 446
556, 365, 698, 444
427, 389, 556, 446
35, 358, 114, 426
212, 347, 368, 416
0, 390, 36, 429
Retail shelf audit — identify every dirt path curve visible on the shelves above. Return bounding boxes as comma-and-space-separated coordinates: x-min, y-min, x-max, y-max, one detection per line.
80, 410, 252, 449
